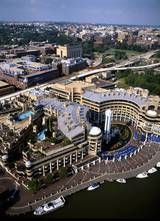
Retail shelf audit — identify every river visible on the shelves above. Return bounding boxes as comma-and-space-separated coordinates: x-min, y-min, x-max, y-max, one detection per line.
40, 171, 160, 219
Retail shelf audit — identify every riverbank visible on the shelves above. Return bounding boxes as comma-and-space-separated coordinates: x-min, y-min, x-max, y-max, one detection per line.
6, 142, 160, 216
43, 172, 160, 219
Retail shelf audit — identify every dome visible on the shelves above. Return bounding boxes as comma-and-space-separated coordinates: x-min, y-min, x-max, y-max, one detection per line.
146, 110, 157, 117
25, 161, 32, 168
89, 127, 101, 136
2, 155, 8, 161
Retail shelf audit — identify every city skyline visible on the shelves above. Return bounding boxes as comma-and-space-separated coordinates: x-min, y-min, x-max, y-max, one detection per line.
0, 0, 160, 26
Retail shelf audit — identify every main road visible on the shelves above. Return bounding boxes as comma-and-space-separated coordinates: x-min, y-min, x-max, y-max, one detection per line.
0, 50, 159, 102
0, 72, 77, 102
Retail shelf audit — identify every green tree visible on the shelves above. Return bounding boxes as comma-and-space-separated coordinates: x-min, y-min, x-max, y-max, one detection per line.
63, 137, 72, 146
114, 50, 127, 60
27, 179, 41, 193
50, 137, 58, 144
82, 40, 94, 57
28, 132, 37, 144
45, 174, 54, 185
115, 42, 148, 52
58, 167, 68, 178
102, 56, 115, 64
154, 51, 160, 59
116, 70, 160, 96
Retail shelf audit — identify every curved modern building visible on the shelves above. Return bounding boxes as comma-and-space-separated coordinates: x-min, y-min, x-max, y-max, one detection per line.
50, 80, 160, 136
1, 81, 160, 182
81, 88, 160, 135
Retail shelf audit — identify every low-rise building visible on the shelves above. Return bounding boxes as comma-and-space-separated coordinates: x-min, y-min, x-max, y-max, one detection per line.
0, 60, 59, 89
61, 58, 88, 75
0, 81, 15, 96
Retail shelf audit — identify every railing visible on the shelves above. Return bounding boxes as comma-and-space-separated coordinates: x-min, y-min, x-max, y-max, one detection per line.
7, 149, 160, 216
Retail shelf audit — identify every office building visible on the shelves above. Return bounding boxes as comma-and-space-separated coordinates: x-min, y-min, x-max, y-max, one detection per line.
56, 44, 82, 58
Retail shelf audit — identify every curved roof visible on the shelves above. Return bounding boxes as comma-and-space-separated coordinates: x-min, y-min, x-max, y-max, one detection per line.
146, 110, 157, 117
83, 90, 146, 107
89, 127, 101, 136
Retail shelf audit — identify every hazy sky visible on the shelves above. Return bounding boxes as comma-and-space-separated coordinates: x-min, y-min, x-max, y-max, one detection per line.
0, 0, 159, 25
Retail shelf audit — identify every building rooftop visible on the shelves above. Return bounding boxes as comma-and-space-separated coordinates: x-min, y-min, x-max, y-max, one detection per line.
25, 88, 49, 99
89, 127, 101, 136
23, 61, 49, 68
35, 98, 90, 140
146, 110, 157, 117
0, 81, 9, 88
52, 80, 94, 93
83, 89, 147, 107
0, 124, 19, 151
20, 68, 57, 79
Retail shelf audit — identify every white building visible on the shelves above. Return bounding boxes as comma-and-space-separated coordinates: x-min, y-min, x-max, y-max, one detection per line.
88, 127, 102, 155
104, 109, 112, 138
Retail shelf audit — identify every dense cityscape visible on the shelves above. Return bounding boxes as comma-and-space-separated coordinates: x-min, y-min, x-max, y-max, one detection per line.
0, 0, 160, 219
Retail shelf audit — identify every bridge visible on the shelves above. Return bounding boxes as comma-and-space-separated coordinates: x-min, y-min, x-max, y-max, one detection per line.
70, 50, 160, 80
0, 69, 87, 103
0, 50, 159, 103
70, 62, 160, 80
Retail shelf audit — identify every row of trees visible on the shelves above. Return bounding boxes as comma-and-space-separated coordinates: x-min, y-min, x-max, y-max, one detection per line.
82, 40, 149, 58
27, 166, 70, 193
82, 40, 110, 57
116, 70, 160, 95
0, 25, 76, 46
82, 40, 148, 60
102, 49, 128, 64
154, 51, 160, 59
115, 42, 148, 52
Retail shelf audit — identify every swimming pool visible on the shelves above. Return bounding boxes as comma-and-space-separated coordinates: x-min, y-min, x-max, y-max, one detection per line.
16, 111, 34, 121
37, 129, 47, 141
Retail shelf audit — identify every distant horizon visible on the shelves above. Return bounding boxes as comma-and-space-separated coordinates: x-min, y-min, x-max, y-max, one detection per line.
0, 20, 159, 27
0, 0, 159, 26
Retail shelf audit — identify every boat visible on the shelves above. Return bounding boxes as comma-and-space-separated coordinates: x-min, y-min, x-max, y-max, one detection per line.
87, 183, 100, 191
136, 172, 148, 178
116, 178, 126, 184
156, 162, 160, 168
148, 167, 157, 174
33, 196, 65, 216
